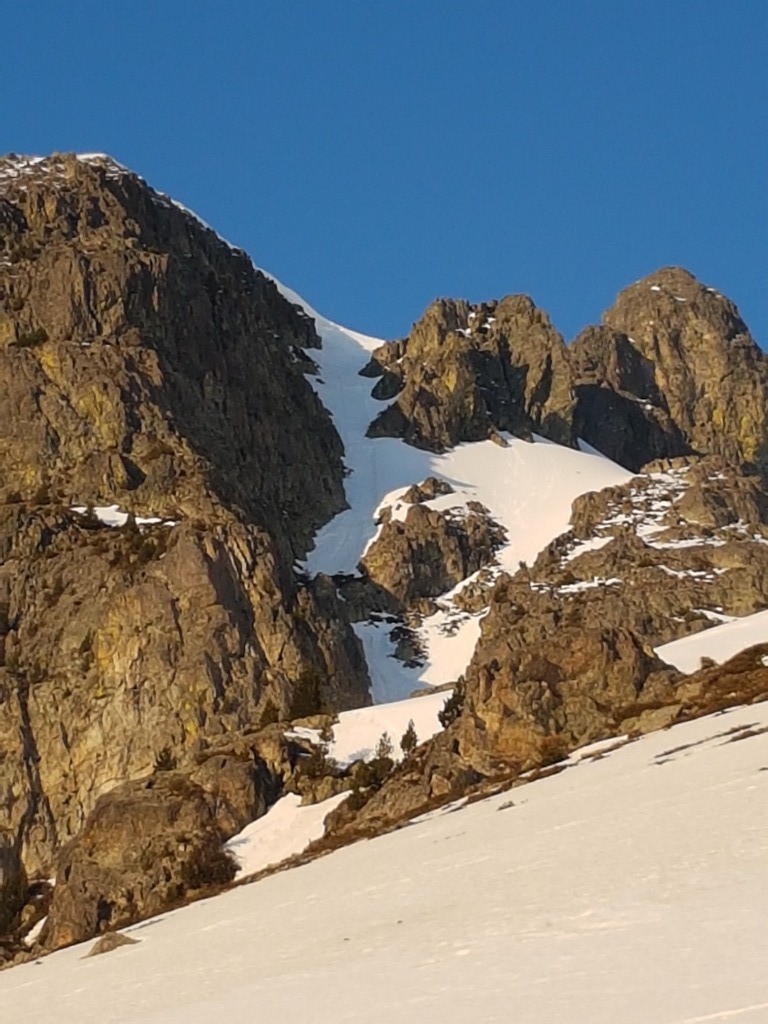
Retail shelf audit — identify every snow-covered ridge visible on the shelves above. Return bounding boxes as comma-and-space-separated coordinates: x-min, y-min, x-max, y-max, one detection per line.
0, 152, 130, 188
0, 153, 251, 261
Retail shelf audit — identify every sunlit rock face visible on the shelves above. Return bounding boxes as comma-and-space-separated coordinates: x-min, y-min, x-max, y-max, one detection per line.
573, 266, 768, 475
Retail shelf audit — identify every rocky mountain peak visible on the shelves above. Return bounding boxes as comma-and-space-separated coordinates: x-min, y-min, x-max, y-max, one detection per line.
573, 266, 768, 475
0, 151, 342, 554
604, 265, 750, 344
365, 292, 575, 450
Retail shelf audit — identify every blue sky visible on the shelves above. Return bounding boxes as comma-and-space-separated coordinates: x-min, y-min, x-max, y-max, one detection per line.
4, 1, 766, 344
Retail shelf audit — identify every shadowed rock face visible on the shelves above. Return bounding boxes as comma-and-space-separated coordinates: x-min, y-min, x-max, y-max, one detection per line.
573, 267, 768, 475
0, 154, 370, 878
0, 833, 27, 935
571, 326, 691, 471
366, 296, 576, 450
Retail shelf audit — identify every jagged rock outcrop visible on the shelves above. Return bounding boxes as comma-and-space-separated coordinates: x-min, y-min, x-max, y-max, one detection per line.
324, 642, 768, 844
400, 476, 454, 504
0, 154, 371, 879
570, 456, 768, 537
359, 502, 506, 608
366, 296, 575, 449
519, 457, 768, 644
324, 617, 678, 839
323, 455, 768, 841
573, 268, 768, 475
363, 268, 768, 480
454, 595, 678, 771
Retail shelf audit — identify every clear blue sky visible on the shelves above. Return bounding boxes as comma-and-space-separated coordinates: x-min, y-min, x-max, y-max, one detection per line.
4, 1, 766, 344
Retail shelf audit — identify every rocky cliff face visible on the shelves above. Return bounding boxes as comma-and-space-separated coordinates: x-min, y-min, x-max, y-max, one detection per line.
0, 153, 344, 553
0, 154, 370, 883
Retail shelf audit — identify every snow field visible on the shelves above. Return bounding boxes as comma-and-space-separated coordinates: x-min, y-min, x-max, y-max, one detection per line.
295, 688, 450, 768
5, 700, 768, 1023
656, 608, 768, 674
224, 792, 349, 878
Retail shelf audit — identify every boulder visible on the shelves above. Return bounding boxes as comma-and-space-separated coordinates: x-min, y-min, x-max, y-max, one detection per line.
45, 772, 239, 950
86, 931, 140, 957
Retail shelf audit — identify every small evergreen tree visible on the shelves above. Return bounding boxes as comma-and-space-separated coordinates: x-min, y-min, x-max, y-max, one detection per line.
368, 732, 395, 785
374, 731, 394, 759
438, 679, 465, 729
289, 666, 324, 720
400, 719, 418, 757
299, 743, 330, 779
259, 699, 280, 727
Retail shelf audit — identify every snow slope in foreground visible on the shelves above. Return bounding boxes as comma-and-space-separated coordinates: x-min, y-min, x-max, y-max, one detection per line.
268, 277, 631, 697
4, 701, 767, 1024
656, 609, 768, 674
